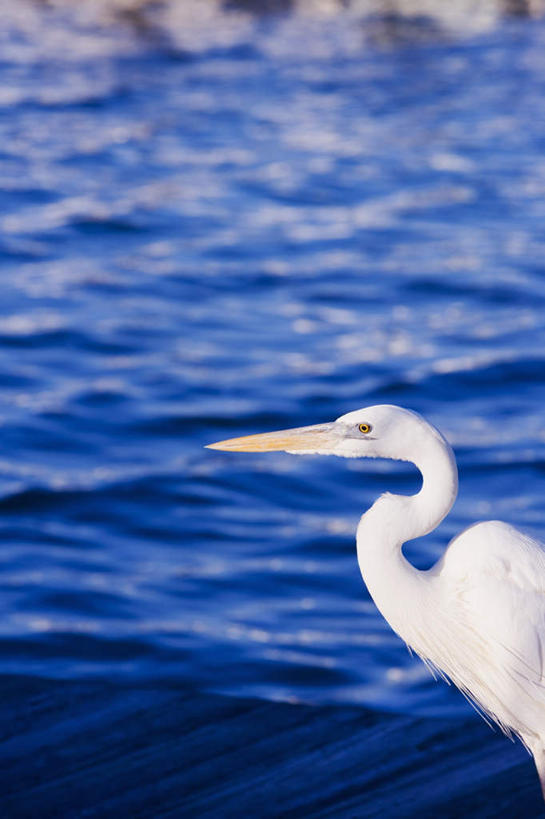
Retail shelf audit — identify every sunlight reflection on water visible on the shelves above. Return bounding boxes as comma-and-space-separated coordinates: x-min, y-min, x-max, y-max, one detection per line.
0, 1, 544, 717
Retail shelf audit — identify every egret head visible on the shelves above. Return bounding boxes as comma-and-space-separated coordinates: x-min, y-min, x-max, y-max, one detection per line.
207, 404, 437, 462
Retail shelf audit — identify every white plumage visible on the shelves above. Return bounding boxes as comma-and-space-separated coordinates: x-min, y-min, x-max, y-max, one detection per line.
207, 404, 545, 797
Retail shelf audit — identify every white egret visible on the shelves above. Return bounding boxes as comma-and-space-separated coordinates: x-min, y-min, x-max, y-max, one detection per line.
207, 405, 545, 798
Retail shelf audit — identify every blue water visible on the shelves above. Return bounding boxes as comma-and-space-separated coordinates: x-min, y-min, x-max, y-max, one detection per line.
1, 3, 545, 719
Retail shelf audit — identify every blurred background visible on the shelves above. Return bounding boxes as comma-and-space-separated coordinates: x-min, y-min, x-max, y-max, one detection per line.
1, 0, 545, 719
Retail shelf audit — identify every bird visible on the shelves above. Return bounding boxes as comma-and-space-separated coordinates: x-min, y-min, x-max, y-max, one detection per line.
207, 404, 545, 799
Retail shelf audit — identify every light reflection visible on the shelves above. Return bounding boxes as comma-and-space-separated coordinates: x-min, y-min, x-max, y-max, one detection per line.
1, 0, 545, 718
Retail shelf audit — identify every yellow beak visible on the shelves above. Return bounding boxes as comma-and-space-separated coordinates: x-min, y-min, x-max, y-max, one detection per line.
206, 422, 338, 453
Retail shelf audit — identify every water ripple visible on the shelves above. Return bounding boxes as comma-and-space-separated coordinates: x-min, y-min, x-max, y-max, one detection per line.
0, 3, 544, 718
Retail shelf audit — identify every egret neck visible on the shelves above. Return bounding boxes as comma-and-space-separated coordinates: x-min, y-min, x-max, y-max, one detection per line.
356, 428, 458, 647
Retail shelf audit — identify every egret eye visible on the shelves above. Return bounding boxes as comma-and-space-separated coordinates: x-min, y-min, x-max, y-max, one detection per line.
358, 423, 372, 434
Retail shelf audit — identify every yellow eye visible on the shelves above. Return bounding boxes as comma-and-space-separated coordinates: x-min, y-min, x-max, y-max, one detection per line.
358, 423, 372, 434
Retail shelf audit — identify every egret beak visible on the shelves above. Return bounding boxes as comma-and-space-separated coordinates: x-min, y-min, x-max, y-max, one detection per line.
206, 422, 339, 453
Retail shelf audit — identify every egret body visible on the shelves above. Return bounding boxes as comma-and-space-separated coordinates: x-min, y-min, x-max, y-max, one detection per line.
207, 405, 545, 797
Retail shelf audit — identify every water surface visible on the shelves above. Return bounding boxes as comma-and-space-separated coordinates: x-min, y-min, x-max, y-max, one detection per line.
0, 2, 545, 718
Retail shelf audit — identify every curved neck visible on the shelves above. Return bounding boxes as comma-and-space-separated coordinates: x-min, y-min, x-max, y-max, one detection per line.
356, 431, 458, 646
